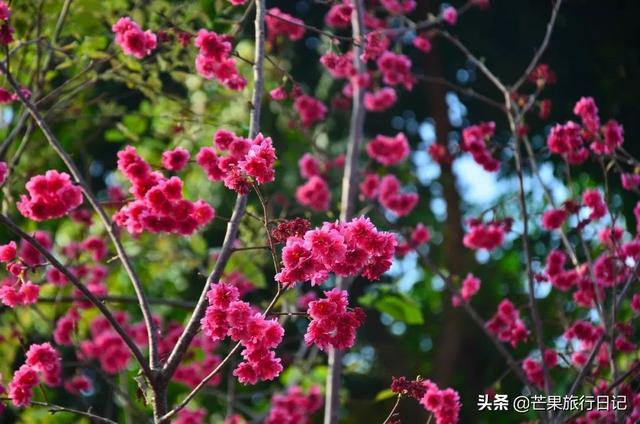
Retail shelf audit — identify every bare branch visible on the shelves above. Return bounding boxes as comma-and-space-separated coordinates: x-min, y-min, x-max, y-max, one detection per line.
512, 0, 564, 92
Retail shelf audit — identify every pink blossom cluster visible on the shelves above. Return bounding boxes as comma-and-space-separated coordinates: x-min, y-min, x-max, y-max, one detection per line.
541, 207, 568, 230
380, 0, 416, 15
54, 307, 80, 345
80, 313, 132, 374
395, 223, 431, 256
305, 288, 365, 351
428, 143, 453, 165
194, 30, 246, 91
266, 8, 305, 42
582, 189, 607, 221
201, 283, 284, 385
175, 408, 207, 424
196, 130, 276, 194
362, 32, 390, 62
325, 3, 353, 28
265, 385, 323, 424
548, 97, 624, 161
452, 273, 481, 306
375, 174, 419, 217
113, 145, 215, 235
274, 216, 397, 285
366, 133, 410, 166
463, 218, 510, 251
0, 277, 39, 307
295, 154, 334, 212
294, 94, 328, 128
410, 34, 431, 54
112, 17, 157, 59
545, 249, 580, 293
522, 349, 558, 389
461, 122, 500, 172
486, 299, 529, 347
528, 64, 557, 87
17, 170, 83, 221
0, 240, 41, 307
546, 121, 589, 164
364, 87, 397, 112
320, 51, 355, 79
390, 376, 461, 424
0, 1, 13, 45
63, 375, 93, 396
564, 320, 607, 368
9, 343, 61, 406
162, 147, 190, 171
377, 52, 415, 90
419, 380, 461, 424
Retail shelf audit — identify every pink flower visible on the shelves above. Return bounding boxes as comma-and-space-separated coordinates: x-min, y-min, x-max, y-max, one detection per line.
174, 408, 206, 424
162, 147, 190, 171
296, 176, 331, 212
582, 189, 607, 220
294, 95, 328, 128
411, 223, 430, 246
266, 8, 305, 42
380, 0, 416, 15
541, 208, 567, 230
573, 96, 600, 132
442, 7, 458, 25
360, 173, 380, 200
320, 51, 355, 79
0, 1, 10, 21
364, 87, 397, 112
378, 175, 418, 217
17, 170, 83, 221
275, 217, 396, 285
201, 283, 285, 385
591, 119, 623, 155
270, 86, 287, 101
112, 17, 157, 59
298, 153, 322, 179
0, 241, 16, 262
325, 4, 353, 28
463, 218, 509, 251
413, 34, 432, 53
419, 383, 461, 424
64, 375, 93, 395
265, 386, 322, 424
461, 122, 500, 172
362, 32, 390, 62
460, 273, 481, 302
486, 299, 529, 347
305, 289, 365, 351
25, 343, 61, 386
367, 133, 410, 165
548, 123, 589, 164
113, 146, 215, 235
377, 52, 415, 90
9, 365, 39, 407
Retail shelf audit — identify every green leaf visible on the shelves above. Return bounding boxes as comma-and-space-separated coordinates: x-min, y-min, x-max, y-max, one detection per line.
224, 254, 266, 288
375, 388, 397, 402
373, 294, 424, 325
